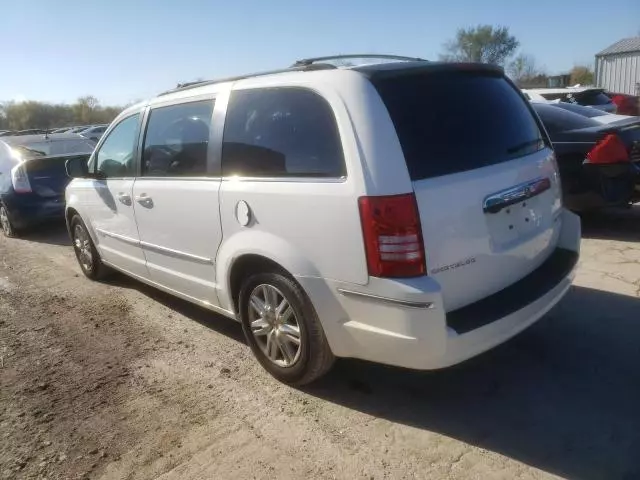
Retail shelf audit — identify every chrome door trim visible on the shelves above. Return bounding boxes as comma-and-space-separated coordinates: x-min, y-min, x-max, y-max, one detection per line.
483, 177, 551, 214
139, 241, 213, 264
337, 288, 434, 309
134, 176, 222, 181
95, 228, 140, 246
95, 229, 214, 264
222, 176, 347, 183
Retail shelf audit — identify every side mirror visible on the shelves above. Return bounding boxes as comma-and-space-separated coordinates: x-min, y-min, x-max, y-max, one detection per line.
65, 156, 90, 178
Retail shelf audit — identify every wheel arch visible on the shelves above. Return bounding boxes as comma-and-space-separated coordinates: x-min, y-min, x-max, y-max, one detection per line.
216, 230, 322, 314
65, 206, 99, 245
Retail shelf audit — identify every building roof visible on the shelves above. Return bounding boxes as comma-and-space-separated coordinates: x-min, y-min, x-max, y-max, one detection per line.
596, 37, 640, 56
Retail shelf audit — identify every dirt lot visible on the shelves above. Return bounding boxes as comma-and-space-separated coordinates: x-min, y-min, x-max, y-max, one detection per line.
1, 209, 640, 480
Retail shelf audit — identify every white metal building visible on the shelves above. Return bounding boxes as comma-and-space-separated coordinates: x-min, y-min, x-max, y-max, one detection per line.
595, 37, 640, 95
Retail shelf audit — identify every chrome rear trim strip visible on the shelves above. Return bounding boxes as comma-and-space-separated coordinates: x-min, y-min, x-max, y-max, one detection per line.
337, 288, 434, 309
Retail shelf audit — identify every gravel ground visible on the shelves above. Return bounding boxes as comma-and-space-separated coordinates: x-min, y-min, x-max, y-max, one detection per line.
1, 208, 640, 480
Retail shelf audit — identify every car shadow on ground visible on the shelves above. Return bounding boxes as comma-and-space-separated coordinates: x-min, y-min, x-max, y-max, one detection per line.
26, 206, 638, 478
581, 204, 640, 242
104, 267, 640, 479
304, 286, 640, 480
103, 273, 245, 343
17, 221, 71, 246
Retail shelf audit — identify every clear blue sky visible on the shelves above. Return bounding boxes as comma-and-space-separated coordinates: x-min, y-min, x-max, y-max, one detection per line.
1, 0, 638, 106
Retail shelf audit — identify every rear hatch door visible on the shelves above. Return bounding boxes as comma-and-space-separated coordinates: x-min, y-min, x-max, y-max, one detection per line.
372, 67, 563, 311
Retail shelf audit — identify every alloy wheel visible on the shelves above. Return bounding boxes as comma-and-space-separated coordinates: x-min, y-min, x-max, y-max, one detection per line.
73, 224, 93, 272
248, 284, 302, 367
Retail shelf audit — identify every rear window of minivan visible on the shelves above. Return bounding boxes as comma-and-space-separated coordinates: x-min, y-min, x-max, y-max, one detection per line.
371, 71, 545, 181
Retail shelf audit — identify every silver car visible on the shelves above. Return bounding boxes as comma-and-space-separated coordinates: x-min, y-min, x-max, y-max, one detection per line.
78, 125, 108, 142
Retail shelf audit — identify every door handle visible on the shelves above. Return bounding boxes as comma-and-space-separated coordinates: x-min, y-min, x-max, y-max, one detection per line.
117, 193, 132, 206
135, 194, 154, 208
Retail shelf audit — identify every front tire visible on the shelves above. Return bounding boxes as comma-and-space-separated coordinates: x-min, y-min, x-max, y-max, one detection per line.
0, 205, 18, 238
239, 272, 335, 385
70, 215, 110, 280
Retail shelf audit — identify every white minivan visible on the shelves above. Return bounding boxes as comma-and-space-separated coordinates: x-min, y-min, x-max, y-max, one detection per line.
65, 55, 581, 385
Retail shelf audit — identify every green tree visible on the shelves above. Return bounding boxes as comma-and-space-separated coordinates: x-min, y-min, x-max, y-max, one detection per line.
569, 65, 594, 86
440, 25, 519, 66
0, 97, 123, 130
74, 95, 100, 124
508, 53, 542, 86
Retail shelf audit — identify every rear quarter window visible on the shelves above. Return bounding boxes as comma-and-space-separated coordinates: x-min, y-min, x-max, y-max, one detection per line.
221, 87, 346, 178
372, 71, 545, 181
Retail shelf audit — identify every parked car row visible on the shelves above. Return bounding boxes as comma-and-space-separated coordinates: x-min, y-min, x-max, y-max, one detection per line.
2, 56, 636, 386
0, 133, 95, 235
523, 86, 639, 116
524, 91, 640, 211
0, 129, 48, 137
1, 124, 108, 142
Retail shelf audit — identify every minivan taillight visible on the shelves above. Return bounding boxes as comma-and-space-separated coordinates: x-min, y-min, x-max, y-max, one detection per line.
10, 164, 32, 193
358, 193, 426, 277
586, 134, 629, 165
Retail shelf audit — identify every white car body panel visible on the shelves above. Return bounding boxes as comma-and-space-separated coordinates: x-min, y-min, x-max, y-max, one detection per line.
132, 178, 222, 304
66, 66, 581, 372
413, 150, 562, 311
82, 178, 149, 278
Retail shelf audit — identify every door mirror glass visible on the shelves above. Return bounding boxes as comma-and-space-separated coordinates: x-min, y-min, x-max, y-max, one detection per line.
65, 156, 90, 178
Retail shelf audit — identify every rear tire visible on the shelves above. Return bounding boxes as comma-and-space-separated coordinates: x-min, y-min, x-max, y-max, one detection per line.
70, 215, 110, 280
238, 272, 335, 385
0, 205, 18, 238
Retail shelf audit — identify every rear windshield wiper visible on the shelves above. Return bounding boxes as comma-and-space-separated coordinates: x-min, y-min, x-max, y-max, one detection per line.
506, 138, 543, 155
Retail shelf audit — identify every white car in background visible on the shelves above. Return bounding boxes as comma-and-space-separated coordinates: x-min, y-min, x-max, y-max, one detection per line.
523, 87, 617, 113
79, 125, 108, 143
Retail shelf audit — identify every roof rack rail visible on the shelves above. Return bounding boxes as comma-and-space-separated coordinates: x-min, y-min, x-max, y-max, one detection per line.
159, 63, 337, 97
292, 54, 427, 67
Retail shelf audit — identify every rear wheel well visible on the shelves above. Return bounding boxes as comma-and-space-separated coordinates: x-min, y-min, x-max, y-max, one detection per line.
229, 255, 289, 314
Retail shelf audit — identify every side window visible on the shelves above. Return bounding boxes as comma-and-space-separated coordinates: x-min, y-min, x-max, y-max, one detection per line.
221, 88, 346, 178
96, 114, 140, 178
142, 100, 214, 177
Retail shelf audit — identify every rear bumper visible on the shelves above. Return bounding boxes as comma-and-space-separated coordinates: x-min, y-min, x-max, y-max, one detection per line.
2, 194, 65, 229
299, 209, 580, 370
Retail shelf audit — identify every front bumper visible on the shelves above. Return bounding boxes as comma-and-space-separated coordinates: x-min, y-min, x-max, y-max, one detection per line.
299, 209, 581, 371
